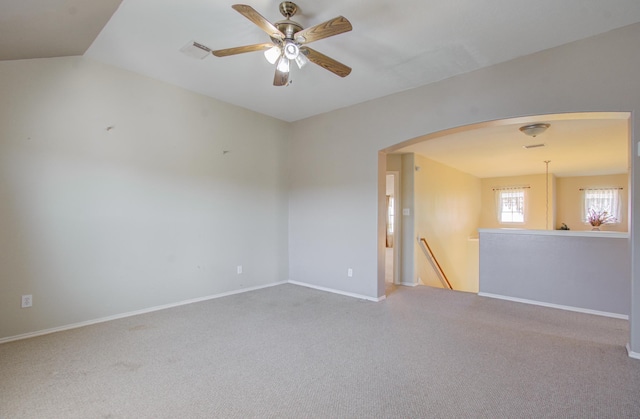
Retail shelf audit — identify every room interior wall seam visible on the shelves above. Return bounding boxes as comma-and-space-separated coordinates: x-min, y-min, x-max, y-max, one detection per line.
288, 280, 385, 302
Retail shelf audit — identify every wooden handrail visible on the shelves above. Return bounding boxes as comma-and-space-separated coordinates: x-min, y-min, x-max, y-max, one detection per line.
419, 237, 453, 290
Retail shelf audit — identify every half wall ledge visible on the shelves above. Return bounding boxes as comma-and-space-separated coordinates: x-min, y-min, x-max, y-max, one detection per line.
478, 228, 630, 317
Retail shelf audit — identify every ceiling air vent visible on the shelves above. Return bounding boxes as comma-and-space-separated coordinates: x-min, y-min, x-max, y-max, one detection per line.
180, 41, 211, 59
523, 143, 545, 149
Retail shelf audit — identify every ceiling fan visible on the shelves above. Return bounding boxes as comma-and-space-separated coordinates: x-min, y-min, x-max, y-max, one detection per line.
211, 2, 352, 86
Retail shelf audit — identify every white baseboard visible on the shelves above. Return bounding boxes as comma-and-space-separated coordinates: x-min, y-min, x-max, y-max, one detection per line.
626, 344, 640, 360
400, 282, 418, 287
0, 281, 288, 345
288, 280, 385, 302
478, 292, 628, 320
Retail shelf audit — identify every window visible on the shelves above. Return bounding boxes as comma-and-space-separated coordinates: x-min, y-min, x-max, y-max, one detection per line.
387, 196, 395, 234
495, 188, 526, 223
583, 188, 621, 223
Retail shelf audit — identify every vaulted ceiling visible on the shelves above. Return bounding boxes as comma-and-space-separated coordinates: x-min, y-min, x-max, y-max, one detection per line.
1, 1, 638, 177
0, 0, 122, 61
3, 0, 640, 122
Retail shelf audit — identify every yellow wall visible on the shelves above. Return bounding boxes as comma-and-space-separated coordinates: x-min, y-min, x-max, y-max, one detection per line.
480, 173, 628, 231
480, 174, 553, 230
414, 154, 481, 292
404, 154, 627, 293
556, 174, 629, 232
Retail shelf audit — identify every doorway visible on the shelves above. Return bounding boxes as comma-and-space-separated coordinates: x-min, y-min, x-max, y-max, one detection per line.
385, 172, 400, 285
379, 112, 630, 298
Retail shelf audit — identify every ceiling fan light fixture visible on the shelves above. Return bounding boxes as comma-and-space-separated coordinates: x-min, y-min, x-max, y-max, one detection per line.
519, 123, 550, 137
294, 53, 308, 69
283, 41, 300, 60
264, 45, 281, 64
276, 56, 290, 73
212, 2, 353, 86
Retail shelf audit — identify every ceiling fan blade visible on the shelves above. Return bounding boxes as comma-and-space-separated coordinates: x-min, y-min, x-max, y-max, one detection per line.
294, 16, 352, 44
302, 47, 352, 78
273, 66, 289, 86
211, 43, 273, 57
232, 4, 285, 40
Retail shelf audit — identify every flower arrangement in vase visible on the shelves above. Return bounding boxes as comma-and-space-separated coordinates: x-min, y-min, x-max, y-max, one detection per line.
586, 208, 616, 230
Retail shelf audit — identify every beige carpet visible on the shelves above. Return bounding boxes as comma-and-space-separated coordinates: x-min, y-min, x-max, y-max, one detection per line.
1, 284, 639, 418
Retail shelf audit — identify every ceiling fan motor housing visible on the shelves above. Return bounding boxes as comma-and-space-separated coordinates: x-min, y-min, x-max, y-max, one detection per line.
279, 1, 298, 19
273, 1, 303, 42
274, 20, 303, 41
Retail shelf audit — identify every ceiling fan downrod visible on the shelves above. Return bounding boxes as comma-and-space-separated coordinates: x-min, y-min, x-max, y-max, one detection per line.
279, 1, 298, 19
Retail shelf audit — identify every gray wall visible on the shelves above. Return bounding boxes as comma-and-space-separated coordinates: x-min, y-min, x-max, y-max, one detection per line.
479, 231, 630, 316
288, 23, 640, 353
0, 57, 289, 339
3, 23, 640, 356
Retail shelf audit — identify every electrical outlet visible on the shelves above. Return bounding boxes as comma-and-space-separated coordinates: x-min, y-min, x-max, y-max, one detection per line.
21, 295, 32, 308
347, 268, 353, 277
237, 265, 243, 274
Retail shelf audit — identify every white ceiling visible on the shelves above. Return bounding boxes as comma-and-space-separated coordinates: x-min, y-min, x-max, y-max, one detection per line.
396, 114, 630, 179
0, 0, 122, 60
1, 1, 637, 178
2, 1, 640, 122
79, 0, 640, 122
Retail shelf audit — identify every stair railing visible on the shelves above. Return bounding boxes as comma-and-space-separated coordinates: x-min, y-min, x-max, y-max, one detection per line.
418, 237, 453, 290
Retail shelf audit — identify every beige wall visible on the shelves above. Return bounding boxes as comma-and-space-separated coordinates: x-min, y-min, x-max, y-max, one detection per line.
0, 57, 289, 340
414, 154, 481, 292
480, 174, 552, 230
556, 174, 629, 232
386, 154, 402, 172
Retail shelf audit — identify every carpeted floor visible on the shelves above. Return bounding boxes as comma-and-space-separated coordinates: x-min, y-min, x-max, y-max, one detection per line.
1, 283, 639, 418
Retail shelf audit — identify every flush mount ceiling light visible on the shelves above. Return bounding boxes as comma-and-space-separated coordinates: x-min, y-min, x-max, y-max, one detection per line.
209, 2, 352, 86
519, 123, 550, 137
